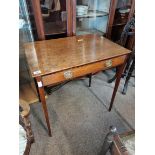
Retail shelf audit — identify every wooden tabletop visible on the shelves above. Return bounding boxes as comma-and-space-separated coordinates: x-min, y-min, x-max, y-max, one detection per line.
24, 34, 131, 77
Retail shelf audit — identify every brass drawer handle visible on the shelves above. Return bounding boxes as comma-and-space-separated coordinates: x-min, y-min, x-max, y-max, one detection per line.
105, 60, 112, 67
64, 70, 73, 79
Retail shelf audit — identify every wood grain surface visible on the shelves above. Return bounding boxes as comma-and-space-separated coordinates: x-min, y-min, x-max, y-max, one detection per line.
24, 34, 131, 77
42, 55, 126, 86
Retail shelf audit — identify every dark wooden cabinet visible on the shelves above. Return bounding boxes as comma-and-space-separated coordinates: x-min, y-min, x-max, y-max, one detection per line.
107, 0, 135, 41
29, 0, 73, 40
27, 0, 134, 41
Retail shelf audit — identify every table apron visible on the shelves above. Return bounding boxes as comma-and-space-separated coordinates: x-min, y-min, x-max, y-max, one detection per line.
42, 55, 126, 86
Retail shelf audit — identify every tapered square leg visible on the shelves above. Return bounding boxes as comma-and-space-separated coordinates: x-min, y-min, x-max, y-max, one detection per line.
109, 62, 126, 111
34, 78, 41, 102
88, 74, 92, 87
35, 77, 52, 136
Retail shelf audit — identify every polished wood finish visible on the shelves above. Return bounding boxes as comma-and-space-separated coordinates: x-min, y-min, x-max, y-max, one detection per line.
66, 0, 73, 36
109, 61, 127, 111
24, 34, 131, 136
35, 76, 52, 137
42, 55, 126, 86
25, 34, 130, 77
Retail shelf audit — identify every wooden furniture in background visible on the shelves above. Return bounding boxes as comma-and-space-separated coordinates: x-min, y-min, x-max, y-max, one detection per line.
107, 0, 135, 41
108, 17, 135, 93
20, 0, 135, 91
29, 0, 73, 40
24, 34, 131, 136
19, 99, 34, 155
73, 0, 113, 36
20, 0, 40, 104
101, 126, 135, 155
25, 0, 135, 40
86, 16, 135, 87
122, 47, 135, 94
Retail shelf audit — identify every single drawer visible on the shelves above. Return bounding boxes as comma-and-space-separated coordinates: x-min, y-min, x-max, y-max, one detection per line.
42, 55, 126, 86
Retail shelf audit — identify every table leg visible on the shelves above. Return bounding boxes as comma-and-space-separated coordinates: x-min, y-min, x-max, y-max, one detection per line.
108, 62, 126, 111
88, 74, 92, 87
34, 78, 41, 102
35, 77, 52, 137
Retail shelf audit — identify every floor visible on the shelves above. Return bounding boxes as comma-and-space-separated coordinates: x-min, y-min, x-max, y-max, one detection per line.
29, 70, 135, 155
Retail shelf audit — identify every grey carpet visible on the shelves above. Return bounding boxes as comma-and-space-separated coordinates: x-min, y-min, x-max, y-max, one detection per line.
29, 70, 135, 155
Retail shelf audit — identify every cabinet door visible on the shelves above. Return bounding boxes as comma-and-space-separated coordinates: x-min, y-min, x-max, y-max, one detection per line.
73, 0, 112, 36
31, 0, 72, 40
19, 0, 34, 84
40, 0, 67, 38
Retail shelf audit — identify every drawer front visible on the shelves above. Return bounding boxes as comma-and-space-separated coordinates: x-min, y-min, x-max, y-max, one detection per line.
42, 55, 126, 86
